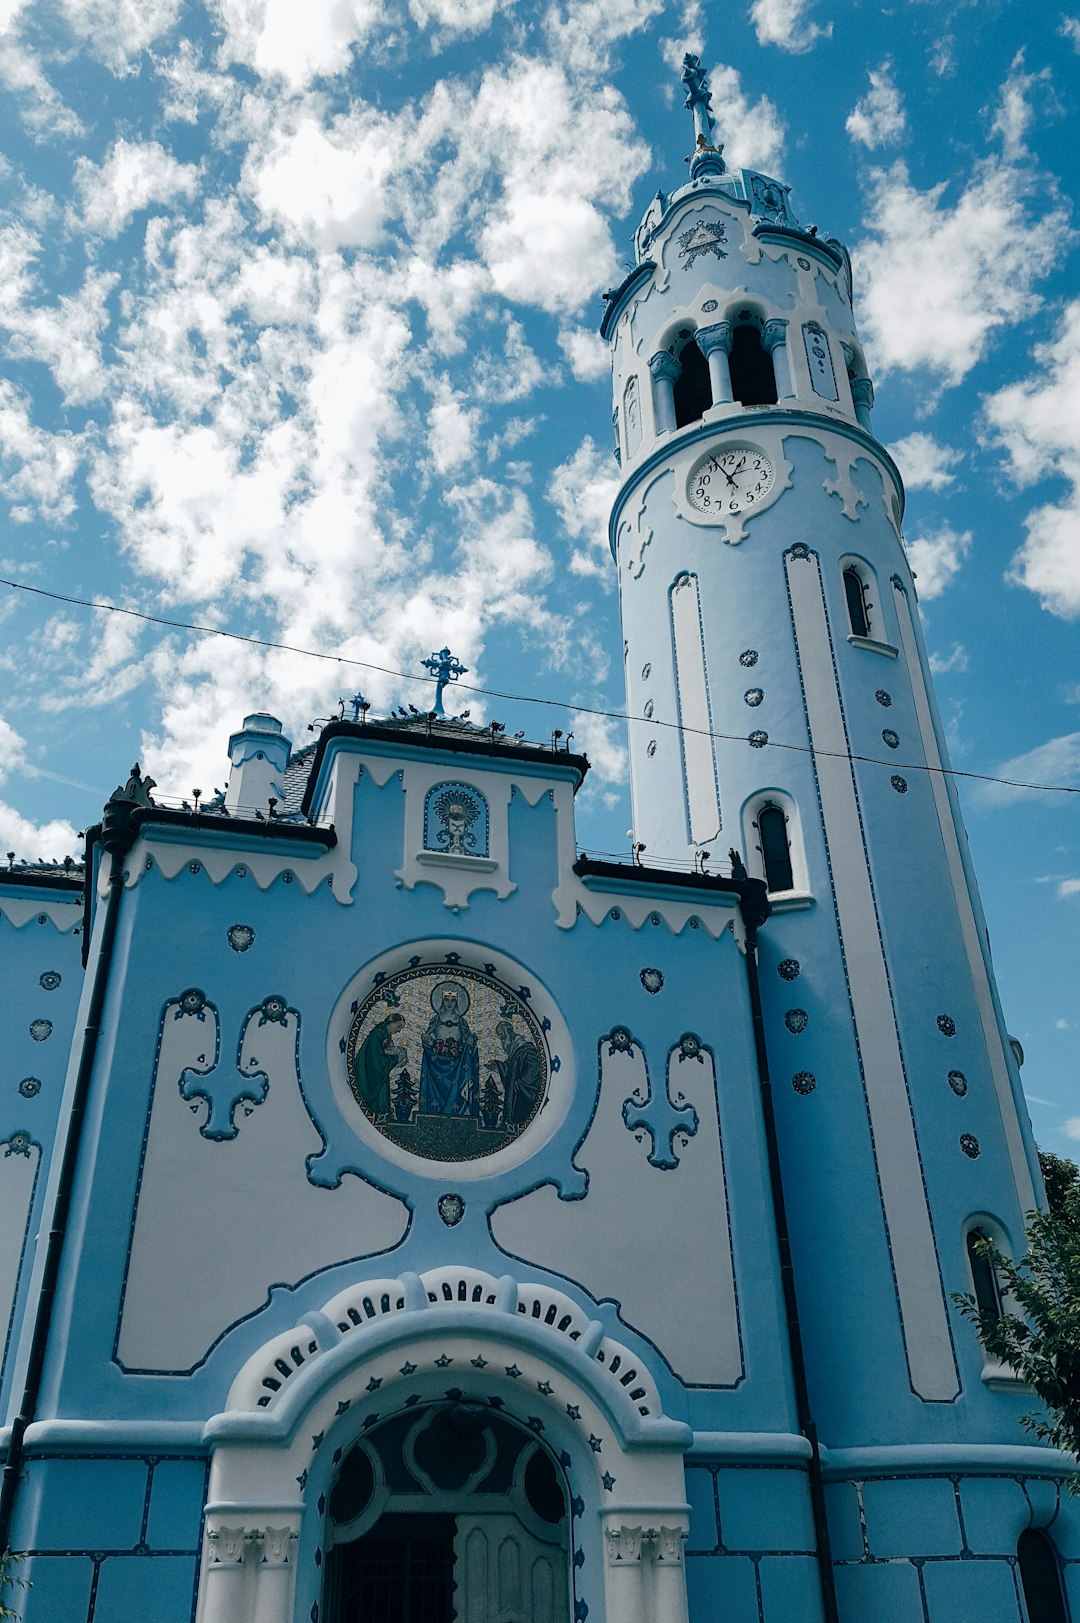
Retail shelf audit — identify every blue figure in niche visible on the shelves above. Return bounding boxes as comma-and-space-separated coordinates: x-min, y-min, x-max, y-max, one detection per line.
424, 782, 489, 857
419, 981, 480, 1115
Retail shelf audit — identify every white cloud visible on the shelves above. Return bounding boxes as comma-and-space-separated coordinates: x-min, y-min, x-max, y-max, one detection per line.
544, 0, 666, 74
558, 325, 609, 383
846, 62, 905, 149
410, 0, 513, 35
245, 107, 398, 250
568, 707, 626, 785
1063, 1116, 1080, 1140
984, 300, 1080, 619
855, 160, 1069, 386
905, 525, 972, 598
0, 382, 82, 522
1062, 16, 1080, 50
0, 716, 79, 859
548, 437, 620, 577
749, 0, 830, 53
1059, 880, 1080, 899
928, 642, 969, 675
982, 732, 1080, 806
888, 432, 959, 491
75, 139, 199, 236
0, 0, 84, 136
211, 0, 383, 90
707, 64, 786, 174
473, 319, 546, 403
426, 376, 478, 474
58, 0, 182, 74
989, 51, 1050, 162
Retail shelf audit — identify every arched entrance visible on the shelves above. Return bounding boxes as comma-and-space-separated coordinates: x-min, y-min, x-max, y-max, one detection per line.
195, 1265, 693, 1623
324, 1403, 569, 1622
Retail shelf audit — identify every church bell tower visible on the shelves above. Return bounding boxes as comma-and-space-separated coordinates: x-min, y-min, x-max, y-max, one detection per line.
602, 53, 1044, 1448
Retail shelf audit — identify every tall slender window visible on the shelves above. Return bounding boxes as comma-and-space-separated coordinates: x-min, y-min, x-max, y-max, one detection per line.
1017, 1530, 1067, 1623
843, 566, 871, 638
673, 339, 711, 428
965, 1228, 1002, 1320
758, 803, 793, 893
729, 325, 777, 406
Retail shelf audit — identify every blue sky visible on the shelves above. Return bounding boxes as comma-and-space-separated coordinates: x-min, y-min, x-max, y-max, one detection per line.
0, 0, 1078, 1153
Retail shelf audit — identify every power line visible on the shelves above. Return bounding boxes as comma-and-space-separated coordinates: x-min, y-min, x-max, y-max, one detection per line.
2, 574, 1076, 800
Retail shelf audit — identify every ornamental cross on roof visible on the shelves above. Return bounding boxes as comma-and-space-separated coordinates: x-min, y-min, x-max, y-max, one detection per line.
681, 53, 725, 179
421, 647, 468, 716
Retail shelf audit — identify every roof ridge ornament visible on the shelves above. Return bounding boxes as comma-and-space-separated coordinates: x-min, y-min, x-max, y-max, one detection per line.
681, 53, 725, 180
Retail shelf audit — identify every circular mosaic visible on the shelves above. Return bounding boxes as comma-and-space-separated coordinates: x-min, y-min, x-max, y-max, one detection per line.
882, 729, 900, 749
744, 688, 764, 707
38, 971, 61, 991
778, 959, 801, 981
792, 1072, 817, 1095
748, 730, 769, 749
785, 1009, 808, 1034
346, 964, 549, 1163
890, 775, 908, 794
739, 649, 759, 667
875, 690, 892, 707
960, 1133, 981, 1159
948, 1070, 968, 1097
936, 1014, 957, 1037
647, 740, 657, 757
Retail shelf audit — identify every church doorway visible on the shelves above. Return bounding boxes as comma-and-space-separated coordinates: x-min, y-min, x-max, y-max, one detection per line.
322, 1401, 570, 1623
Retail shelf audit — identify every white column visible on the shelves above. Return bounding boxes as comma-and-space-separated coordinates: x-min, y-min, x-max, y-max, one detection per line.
695, 322, 734, 405
648, 352, 680, 434
254, 1526, 300, 1623
850, 375, 875, 430
651, 1526, 689, 1623
762, 318, 795, 401
199, 1525, 253, 1623
605, 1524, 648, 1623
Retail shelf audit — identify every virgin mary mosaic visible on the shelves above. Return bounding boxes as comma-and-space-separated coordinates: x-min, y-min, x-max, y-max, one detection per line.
346, 964, 549, 1162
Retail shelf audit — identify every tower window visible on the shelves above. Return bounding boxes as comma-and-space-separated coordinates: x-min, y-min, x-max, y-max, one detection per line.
843, 566, 871, 638
965, 1228, 1002, 1321
758, 803, 794, 894
673, 339, 711, 428
729, 325, 777, 407
1017, 1530, 1067, 1623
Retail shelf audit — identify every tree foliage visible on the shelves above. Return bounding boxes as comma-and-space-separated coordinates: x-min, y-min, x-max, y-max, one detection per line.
0, 1552, 27, 1620
954, 1151, 1080, 1476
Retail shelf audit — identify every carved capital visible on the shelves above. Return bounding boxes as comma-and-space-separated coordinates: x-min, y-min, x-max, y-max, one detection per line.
695, 321, 733, 357
850, 376, 875, 409
206, 1526, 247, 1566
653, 1525, 687, 1564
760, 318, 789, 353
606, 1524, 645, 1564
260, 1526, 298, 1566
648, 351, 681, 384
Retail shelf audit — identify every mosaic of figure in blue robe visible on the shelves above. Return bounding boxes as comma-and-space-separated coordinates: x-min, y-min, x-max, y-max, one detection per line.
419, 981, 479, 1115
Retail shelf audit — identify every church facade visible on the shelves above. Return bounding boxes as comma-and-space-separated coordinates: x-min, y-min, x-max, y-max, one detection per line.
1, 58, 1076, 1623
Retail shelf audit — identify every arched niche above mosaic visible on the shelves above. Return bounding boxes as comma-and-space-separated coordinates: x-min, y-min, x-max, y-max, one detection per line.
346, 962, 550, 1164
423, 780, 490, 857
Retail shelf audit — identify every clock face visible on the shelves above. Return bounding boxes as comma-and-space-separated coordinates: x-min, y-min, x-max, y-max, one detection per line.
687, 444, 776, 517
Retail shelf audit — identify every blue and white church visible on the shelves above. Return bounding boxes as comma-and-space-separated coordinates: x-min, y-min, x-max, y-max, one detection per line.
1, 57, 1076, 1623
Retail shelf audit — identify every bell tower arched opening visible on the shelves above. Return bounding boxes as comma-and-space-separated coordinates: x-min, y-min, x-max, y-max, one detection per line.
729, 322, 777, 406
672, 337, 711, 428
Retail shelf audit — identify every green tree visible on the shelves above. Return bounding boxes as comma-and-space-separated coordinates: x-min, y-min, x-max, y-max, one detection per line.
0, 1551, 27, 1619
953, 1151, 1080, 1478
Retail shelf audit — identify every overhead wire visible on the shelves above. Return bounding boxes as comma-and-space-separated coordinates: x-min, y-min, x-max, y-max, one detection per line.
2, 573, 1077, 800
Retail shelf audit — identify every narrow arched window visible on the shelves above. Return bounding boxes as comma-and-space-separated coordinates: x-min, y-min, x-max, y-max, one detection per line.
1017, 1530, 1067, 1623
758, 803, 793, 893
673, 339, 711, 428
965, 1229, 1002, 1321
729, 325, 777, 407
843, 566, 871, 638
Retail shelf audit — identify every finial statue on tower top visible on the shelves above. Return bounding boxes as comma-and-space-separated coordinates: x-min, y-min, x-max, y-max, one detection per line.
681, 53, 726, 179
421, 646, 468, 716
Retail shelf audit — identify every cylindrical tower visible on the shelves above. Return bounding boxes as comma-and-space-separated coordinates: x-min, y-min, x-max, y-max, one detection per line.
603, 55, 1052, 1525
